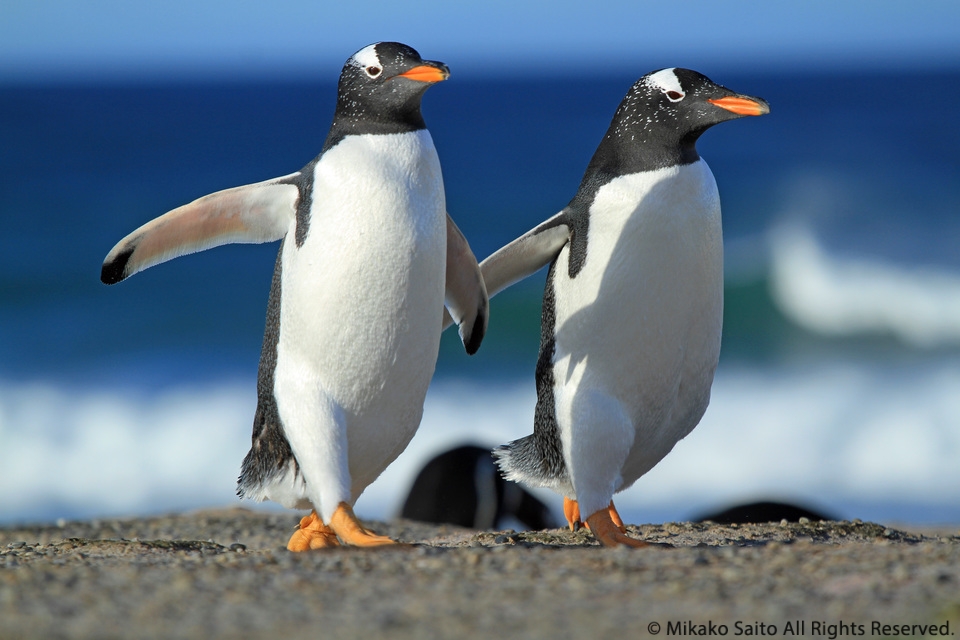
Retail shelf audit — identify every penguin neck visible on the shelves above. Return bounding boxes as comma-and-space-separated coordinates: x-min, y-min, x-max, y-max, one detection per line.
583, 126, 702, 183
564, 127, 705, 253
322, 99, 427, 153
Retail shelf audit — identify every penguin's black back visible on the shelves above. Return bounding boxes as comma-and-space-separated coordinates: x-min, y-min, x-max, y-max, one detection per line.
402, 445, 558, 530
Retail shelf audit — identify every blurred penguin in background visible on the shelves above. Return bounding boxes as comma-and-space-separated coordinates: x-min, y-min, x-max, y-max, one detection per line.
401, 445, 558, 530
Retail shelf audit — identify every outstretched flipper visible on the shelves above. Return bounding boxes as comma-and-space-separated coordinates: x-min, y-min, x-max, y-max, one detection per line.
442, 214, 489, 354
442, 210, 570, 335
478, 210, 571, 298
100, 174, 300, 284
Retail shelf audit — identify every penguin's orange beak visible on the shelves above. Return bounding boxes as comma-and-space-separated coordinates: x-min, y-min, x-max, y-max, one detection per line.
398, 64, 450, 83
708, 96, 770, 116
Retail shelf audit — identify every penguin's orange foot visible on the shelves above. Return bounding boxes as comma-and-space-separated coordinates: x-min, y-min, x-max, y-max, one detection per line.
606, 501, 627, 533
564, 498, 627, 534
563, 497, 582, 531
287, 511, 341, 551
585, 506, 648, 548
328, 502, 396, 547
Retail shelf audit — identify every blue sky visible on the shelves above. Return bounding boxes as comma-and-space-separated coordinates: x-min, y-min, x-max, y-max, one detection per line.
3, 0, 960, 81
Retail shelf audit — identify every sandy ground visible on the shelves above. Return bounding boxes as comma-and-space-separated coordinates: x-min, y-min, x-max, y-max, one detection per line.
1, 507, 958, 639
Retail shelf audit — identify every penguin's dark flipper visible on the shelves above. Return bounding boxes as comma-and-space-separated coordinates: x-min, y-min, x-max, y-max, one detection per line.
443, 214, 489, 355
100, 175, 299, 284
478, 210, 571, 298
441, 210, 570, 349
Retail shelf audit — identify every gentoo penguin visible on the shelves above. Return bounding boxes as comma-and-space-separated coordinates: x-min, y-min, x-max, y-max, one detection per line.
478, 68, 769, 547
100, 42, 489, 550
400, 445, 558, 530
693, 501, 835, 525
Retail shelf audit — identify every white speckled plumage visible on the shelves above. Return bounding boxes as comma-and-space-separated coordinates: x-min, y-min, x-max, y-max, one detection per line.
101, 43, 488, 541
263, 130, 448, 521
547, 161, 723, 517
484, 68, 768, 541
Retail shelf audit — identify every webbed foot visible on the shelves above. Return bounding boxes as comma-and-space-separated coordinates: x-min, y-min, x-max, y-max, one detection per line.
287, 511, 341, 551
585, 506, 648, 548
328, 502, 396, 547
564, 498, 627, 534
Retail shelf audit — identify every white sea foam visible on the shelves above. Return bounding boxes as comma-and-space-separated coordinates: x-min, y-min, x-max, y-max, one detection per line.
632, 362, 960, 522
769, 222, 960, 347
2, 363, 959, 526
0, 381, 255, 522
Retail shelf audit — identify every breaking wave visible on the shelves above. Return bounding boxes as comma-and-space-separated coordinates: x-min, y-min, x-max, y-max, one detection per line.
3, 367, 959, 526
768, 222, 960, 348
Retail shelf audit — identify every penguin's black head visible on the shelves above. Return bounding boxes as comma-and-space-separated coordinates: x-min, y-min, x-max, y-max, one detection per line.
590, 67, 769, 175
326, 42, 449, 145
639, 68, 769, 137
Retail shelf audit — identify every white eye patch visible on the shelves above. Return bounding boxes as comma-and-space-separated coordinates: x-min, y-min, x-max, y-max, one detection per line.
645, 68, 685, 101
350, 44, 382, 71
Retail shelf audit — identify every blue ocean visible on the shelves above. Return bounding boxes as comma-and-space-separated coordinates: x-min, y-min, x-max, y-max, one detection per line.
2, 68, 959, 526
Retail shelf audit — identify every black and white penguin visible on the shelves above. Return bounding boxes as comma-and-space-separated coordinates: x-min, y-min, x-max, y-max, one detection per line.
400, 445, 558, 531
693, 501, 836, 524
478, 68, 769, 547
100, 42, 489, 550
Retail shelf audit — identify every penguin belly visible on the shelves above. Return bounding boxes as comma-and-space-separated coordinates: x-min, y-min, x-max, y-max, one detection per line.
272, 130, 447, 516
550, 161, 723, 511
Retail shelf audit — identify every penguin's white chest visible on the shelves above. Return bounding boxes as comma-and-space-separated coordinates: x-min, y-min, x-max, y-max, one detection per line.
552, 160, 724, 480
275, 130, 447, 491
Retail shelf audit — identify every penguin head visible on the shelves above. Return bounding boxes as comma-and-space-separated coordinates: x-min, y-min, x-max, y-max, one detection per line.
637, 67, 769, 137
591, 67, 769, 174
333, 42, 449, 131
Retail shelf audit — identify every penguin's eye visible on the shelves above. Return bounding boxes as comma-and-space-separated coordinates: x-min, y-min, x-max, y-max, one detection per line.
364, 66, 382, 78
665, 90, 684, 101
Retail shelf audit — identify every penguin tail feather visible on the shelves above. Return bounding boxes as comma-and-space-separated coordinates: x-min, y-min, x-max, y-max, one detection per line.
492, 436, 568, 493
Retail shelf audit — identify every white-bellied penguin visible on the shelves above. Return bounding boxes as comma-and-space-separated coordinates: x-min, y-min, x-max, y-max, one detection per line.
101, 42, 489, 550
477, 68, 769, 547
